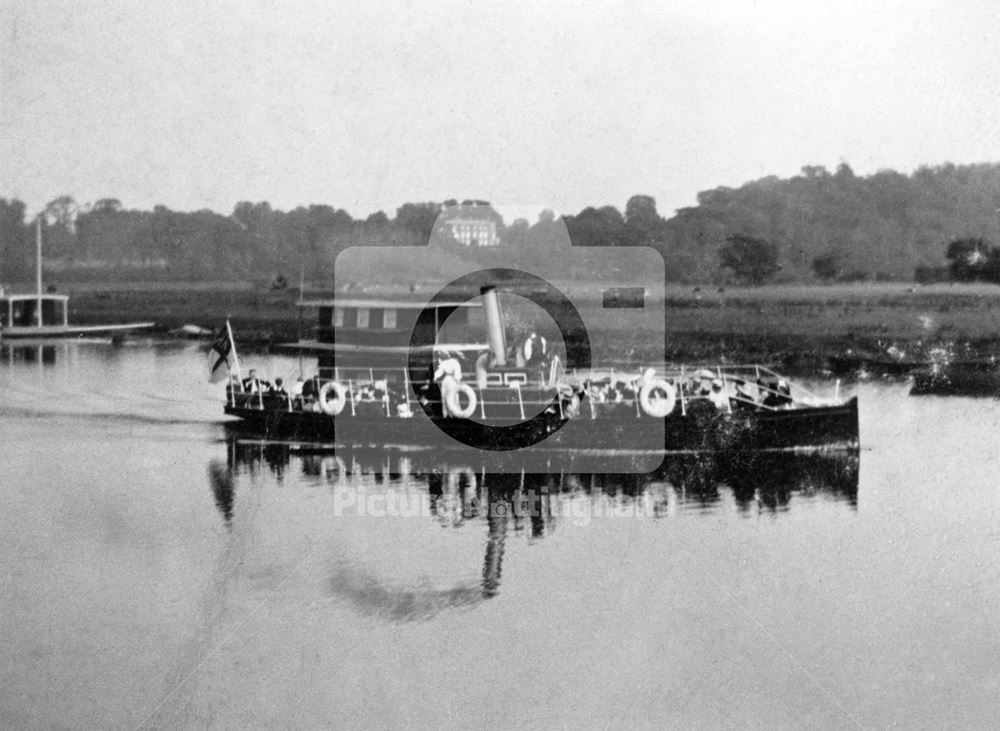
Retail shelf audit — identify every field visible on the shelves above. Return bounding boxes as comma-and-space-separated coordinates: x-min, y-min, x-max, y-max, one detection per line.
19, 279, 1000, 369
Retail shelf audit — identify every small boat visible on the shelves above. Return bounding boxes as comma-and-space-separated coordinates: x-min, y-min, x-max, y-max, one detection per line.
0, 291, 156, 339
221, 285, 859, 455
0, 220, 155, 340
910, 358, 1000, 397
828, 352, 930, 377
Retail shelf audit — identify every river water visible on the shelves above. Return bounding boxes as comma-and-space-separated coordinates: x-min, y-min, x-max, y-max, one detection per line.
1, 341, 998, 729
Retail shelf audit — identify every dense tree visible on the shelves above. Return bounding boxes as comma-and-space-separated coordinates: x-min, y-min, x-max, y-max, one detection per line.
9, 161, 1000, 284
946, 238, 991, 281
566, 206, 625, 247
719, 234, 781, 285
0, 198, 30, 280
623, 194, 668, 248
364, 210, 390, 227
812, 251, 842, 281
395, 202, 441, 243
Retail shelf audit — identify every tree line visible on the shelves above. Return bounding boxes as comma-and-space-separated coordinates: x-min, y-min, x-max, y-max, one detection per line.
3, 161, 1000, 286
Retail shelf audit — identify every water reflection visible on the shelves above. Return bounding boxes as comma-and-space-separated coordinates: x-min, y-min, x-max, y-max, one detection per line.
206, 460, 234, 526
1, 342, 64, 365
215, 437, 858, 615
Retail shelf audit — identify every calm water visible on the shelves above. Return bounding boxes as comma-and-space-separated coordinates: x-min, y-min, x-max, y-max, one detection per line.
1, 342, 999, 729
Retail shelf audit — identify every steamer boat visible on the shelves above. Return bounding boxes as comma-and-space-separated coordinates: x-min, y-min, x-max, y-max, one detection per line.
222, 286, 859, 454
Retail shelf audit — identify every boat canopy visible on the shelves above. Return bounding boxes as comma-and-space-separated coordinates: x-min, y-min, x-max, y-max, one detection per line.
0, 293, 70, 329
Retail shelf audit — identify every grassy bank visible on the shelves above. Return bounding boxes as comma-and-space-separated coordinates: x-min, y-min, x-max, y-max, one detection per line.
29, 280, 1000, 368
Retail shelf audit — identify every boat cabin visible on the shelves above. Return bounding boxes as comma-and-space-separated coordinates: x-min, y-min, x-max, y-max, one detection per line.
304, 298, 478, 346
0, 293, 70, 333
288, 297, 486, 371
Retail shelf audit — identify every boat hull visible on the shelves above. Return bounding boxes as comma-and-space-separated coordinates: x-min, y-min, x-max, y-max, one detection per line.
910, 363, 1000, 397
0, 323, 156, 339
828, 355, 927, 377
223, 396, 859, 454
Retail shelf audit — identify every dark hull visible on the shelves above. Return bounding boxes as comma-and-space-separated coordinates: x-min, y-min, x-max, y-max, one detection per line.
910, 363, 1000, 397
223, 396, 859, 454
828, 355, 929, 377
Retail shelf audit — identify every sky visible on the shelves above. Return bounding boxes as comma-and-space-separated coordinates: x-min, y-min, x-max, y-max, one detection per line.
2, 0, 1000, 221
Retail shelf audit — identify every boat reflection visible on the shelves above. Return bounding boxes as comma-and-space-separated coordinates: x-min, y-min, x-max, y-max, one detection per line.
0, 342, 65, 365
213, 438, 859, 613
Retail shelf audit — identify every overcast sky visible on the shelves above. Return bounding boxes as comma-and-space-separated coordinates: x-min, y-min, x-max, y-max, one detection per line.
2, 0, 999, 220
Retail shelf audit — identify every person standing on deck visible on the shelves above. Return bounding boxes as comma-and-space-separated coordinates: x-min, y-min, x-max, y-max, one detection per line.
522, 331, 547, 368
708, 378, 731, 412
242, 369, 269, 393
434, 352, 463, 416
289, 377, 305, 409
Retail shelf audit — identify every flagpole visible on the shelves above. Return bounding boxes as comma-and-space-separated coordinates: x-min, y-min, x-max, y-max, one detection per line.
298, 265, 305, 378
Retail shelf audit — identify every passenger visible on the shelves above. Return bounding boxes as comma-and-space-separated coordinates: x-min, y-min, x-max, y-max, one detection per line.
301, 376, 320, 411
555, 382, 581, 418
733, 380, 760, 411
610, 381, 626, 403
434, 352, 464, 416
761, 378, 793, 408
290, 377, 305, 408
522, 331, 548, 368
692, 368, 716, 397
242, 369, 268, 393
588, 379, 608, 403
269, 377, 288, 397
707, 378, 731, 412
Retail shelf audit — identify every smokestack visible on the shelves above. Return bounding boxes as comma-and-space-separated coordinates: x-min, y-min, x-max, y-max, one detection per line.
480, 285, 507, 366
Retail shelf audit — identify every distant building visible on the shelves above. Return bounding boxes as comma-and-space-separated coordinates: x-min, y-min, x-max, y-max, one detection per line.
447, 218, 499, 247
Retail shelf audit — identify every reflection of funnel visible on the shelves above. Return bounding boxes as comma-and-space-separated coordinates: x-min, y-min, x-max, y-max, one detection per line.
480, 285, 507, 366
328, 562, 483, 622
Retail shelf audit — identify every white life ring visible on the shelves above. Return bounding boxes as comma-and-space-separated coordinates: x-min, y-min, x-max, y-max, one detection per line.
318, 381, 348, 416
639, 379, 676, 417
446, 383, 477, 418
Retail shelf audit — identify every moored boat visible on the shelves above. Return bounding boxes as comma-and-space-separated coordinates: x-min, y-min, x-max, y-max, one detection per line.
0, 221, 154, 340
0, 290, 155, 339
910, 358, 1000, 397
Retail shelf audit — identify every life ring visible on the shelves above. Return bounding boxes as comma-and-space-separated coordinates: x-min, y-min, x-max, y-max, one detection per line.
445, 383, 477, 418
318, 381, 347, 416
639, 379, 676, 417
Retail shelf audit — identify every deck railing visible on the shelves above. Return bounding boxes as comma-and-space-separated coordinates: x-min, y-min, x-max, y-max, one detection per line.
219, 363, 837, 418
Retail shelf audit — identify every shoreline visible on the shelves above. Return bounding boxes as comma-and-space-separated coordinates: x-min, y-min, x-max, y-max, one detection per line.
10, 281, 999, 371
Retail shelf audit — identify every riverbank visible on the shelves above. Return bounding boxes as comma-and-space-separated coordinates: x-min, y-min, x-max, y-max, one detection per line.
24, 280, 1000, 370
